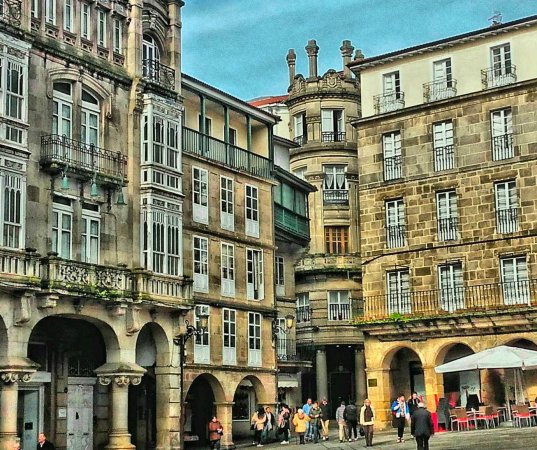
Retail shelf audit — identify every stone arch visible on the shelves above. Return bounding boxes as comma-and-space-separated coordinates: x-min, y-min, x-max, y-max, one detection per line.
434, 341, 476, 367
380, 344, 426, 371
47, 68, 111, 102
234, 374, 269, 405
504, 337, 537, 350
0, 314, 7, 358
188, 373, 226, 404
135, 322, 171, 367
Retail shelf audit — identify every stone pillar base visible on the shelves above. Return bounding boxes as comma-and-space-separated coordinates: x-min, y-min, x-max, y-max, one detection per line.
104, 433, 136, 450
0, 435, 19, 450
221, 443, 236, 450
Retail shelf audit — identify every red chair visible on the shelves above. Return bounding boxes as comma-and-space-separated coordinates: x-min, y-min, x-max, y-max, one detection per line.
450, 408, 470, 431
513, 405, 532, 427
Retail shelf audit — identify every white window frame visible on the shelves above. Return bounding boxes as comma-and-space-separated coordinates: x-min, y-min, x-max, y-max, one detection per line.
245, 184, 259, 238
81, 90, 100, 152
31, 0, 39, 18
387, 269, 410, 315
293, 167, 306, 180
293, 112, 306, 144
220, 175, 234, 231
275, 256, 285, 297
192, 167, 209, 224
328, 290, 351, 321
45, 0, 56, 25
321, 109, 345, 141
52, 200, 73, 260
323, 165, 347, 191
438, 262, 464, 312
193, 235, 209, 293
491, 43, 512, 76
246, 248, 264, 300
383, 131, 402, 180
433, 120, 454, 171
222, 308, 236, 365
194, 305, 210, 364
221, 242, 235, 298
501, 256, 529, 306
491, 108, 513, 161
64, 0, 73, 32
113, 19, 123, 54
81, 206, 100, 264
52, 83, 73, 139
81, 3, 91, 39
385, 198, 405, 248
0, 169, 26, 249
275, 317, 288, 359
296, 292, 310, 323
248, 312, 262, 367
436, 190, 458, 241
495, 180, 518, 234
97, 9, 107, 47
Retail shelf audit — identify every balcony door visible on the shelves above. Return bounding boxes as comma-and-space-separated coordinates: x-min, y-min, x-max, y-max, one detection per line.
194, 305, 210, 364
142, 35, 160, 77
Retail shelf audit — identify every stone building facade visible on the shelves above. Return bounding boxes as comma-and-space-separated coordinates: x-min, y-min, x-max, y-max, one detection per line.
284, 40, 366, 412
180, 74, 278, 446
349, 16, 537, 428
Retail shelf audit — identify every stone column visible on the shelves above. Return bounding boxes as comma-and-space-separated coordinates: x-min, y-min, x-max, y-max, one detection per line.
305, 39, 319, 80
315, 347, 328, 401
96, 364, 146, 450
423, 366, 443, 413
364, 368, 391, 429
340, 40, 355, 79
214, 402, 234, 450
354, 348, 367, 403
0, 366, 37, 450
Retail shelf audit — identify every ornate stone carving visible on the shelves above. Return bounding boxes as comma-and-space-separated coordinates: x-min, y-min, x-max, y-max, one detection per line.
322, 69, 342, 89
98, 373, 143, 387
126, 305, 141, 335
0, 371, 33, 383
14, 291, 34, 326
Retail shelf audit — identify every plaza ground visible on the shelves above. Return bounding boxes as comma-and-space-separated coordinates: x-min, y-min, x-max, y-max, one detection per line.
233, 427, 536, 449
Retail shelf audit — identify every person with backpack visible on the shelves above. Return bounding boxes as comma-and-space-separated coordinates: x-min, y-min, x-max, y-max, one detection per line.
391, 394, 410, 443
344, 400, 358, 442
335, 401, 347, 443
277, 404, 291, 444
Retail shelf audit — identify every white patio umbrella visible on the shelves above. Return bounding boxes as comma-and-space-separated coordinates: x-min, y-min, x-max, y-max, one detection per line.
522, 355, 537, 371
435, 345, 537, 420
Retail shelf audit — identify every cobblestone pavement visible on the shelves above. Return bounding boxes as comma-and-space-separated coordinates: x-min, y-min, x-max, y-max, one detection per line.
243, 427, 536, 450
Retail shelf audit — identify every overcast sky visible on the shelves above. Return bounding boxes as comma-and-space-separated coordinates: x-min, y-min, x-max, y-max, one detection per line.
182, 0, 536, 101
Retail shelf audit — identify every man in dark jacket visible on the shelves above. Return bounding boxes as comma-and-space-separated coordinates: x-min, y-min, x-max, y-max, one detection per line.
37, 433, 56, 450
343, 401, 358, 442
410, 403, 434, 450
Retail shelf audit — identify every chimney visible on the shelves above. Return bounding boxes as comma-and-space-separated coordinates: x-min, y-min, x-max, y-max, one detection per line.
340, 40, 354, 79
286, 49, 296, 86
305, 39, 319, 79
354, 49, 365, 61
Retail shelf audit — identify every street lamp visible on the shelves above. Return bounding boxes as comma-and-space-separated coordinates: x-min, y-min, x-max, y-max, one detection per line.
272, 314, 295, 339
173, 312, 209, 449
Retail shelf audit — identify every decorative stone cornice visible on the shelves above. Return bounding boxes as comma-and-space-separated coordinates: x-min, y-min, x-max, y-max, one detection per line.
0, 357, 40, 384
95, 362, 147, 387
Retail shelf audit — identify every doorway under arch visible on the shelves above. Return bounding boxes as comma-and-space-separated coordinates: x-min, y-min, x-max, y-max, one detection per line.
388, 347, 425, 402
440, 344, 478, 408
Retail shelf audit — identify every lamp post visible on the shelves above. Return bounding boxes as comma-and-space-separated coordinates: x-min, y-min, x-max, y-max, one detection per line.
173, 312, 209, 450
272, 314, 295, 358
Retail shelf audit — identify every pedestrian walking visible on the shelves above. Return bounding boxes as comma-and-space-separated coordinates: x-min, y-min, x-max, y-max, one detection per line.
408, 392, 420, 439
292, 409, 310, 445
335, 401, 347, 443
37, 433, 56, 450
410, 403, 434, 450
262, 406, 276, 443
302, 399, 312, 441
319, 398, 330, 441
344, 400, 359, 442
277, 403, 291, 444
208, 416, 224, 450
359, 399, 375, 448
308, 401, 322, 443
251, 406, 267, 447
391, 394, 410, 443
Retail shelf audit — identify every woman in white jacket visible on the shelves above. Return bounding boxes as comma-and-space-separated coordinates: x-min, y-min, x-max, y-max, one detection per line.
359, 399, 375, 448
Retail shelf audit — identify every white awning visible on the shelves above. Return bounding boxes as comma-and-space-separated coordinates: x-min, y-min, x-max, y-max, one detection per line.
278, 374, 299, 388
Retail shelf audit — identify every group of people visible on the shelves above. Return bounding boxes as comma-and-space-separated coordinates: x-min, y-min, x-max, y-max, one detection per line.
392, 392, 435, 450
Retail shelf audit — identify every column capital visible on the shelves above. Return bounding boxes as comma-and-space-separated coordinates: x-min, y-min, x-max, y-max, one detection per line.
95, 362, 146, 387
213, 402, 235, 407
0, 357, 39, 384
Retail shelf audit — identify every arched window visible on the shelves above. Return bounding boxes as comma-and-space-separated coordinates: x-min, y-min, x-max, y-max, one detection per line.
142, 34, 161, 78
81, 89, 100, 147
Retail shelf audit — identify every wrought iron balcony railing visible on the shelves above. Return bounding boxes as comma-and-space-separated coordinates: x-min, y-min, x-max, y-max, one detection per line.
438, 217, 459, 241
328, 303, 352, 321
182, 126, 273, 179
374, 92, 405, 114
492, 133, 514, 161
363, 279, 537, 319
423, 79, 457, 102
321, 131, 346, 142
497, 208, 518, 234
293, 135, 306, 146
0, 0, 22, 26
142, 59, 175, 90
275, 203, 310, 240
323, 189, 349, 205
40, 135, 127, 183
386, 224, 406, 248
481, 65, 517, 89
384, 154, 402, 181
434, 144, 455, 171
296, 306, 311, 324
